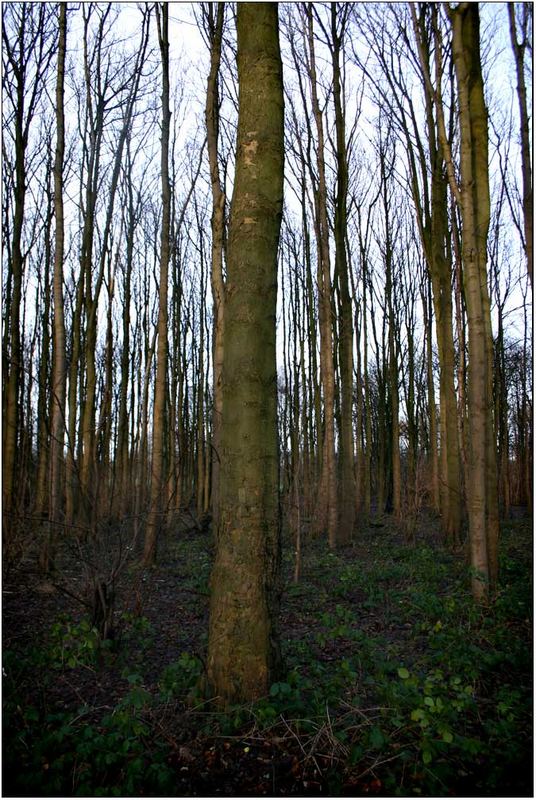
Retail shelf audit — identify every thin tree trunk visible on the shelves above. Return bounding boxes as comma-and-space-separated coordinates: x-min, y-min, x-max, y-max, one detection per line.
3, 48, 26, 536
116, 154, 137, 518
422, 279, 440, 511
306, 5, 338, 547
35, 173, 53, 521
47, 1, 67, 564
143, 3, 171, 565
204, 2, 226, 529
331, 3, 355, 542
508, 3, 533, 287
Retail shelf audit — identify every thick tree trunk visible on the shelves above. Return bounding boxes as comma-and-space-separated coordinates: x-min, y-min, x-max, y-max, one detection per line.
450, 3, 498, 600
206, 2, 284, 706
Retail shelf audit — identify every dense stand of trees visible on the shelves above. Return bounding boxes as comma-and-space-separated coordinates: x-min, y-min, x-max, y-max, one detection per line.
2, 2, 532, 698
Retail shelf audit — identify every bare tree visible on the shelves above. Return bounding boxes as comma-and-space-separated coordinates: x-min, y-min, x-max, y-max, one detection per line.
508, 3, 533, 287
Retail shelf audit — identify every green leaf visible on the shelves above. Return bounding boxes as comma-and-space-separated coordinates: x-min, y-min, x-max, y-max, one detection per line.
128, 687, 151, 709
424, 696, 435, 708
25, 706, 39, 722
441, 730, 453, 743
398, 667, 410, 680
369, 726, 385, 750
422, 748, 433, 764
349, 744, 363, 765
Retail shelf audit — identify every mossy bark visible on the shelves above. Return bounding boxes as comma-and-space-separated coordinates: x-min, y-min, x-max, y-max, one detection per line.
206, 2, 284, 706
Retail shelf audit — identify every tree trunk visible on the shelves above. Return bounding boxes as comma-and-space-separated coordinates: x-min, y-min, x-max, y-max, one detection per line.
39, 3, 67, 571
422, 279, 440, 511
409, 4, 461, 541
3, 41, 26, 537
306, 5, 338, 547
449, 2, 498, 600
116, 150, 137, 518
204, 3, 226, 529
508, 3, 533, 287
143, 3, 171, 565
206, 2, 284, 706
35, 175, 53, 521
47, 1, 67, 560
331, 3, 355, 542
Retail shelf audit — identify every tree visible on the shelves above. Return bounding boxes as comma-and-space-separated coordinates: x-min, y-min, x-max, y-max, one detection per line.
143, 3, 170, 566
448, 2, 499, 600
41, 2, 67, 570
508, 3, 533, 287
356, 3, 462, 540
206, 2, 284, 705
304, 3, 338, 547
202, 2, 226, 528
410, 3, 462, 543
2, 4, 56, 539
329, 3, 355, 540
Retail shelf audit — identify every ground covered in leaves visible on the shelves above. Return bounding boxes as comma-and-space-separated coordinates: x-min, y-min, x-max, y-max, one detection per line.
3, 511, 533, 796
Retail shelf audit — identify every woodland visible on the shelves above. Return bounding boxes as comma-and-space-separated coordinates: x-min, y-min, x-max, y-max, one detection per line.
2, 1, 533, 796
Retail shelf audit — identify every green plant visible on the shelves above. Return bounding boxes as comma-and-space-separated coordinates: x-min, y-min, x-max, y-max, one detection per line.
47, 617, 107, 669
159, 651, 202, 700
3, 679, 175, 796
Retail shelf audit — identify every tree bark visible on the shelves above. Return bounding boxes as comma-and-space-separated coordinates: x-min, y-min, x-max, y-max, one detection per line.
204, 2, 226, 528
143, 3, 171, 565
306, 4, 338, 547
508, 3, 533, 287
449, 2, 499, 600
48, 2, 67, 547
331, 3, 355, 542
407, 4, 461, 541
206, 2, 284, 706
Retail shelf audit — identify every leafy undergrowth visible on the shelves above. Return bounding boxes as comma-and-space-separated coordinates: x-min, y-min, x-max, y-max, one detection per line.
3, 514, 532, 796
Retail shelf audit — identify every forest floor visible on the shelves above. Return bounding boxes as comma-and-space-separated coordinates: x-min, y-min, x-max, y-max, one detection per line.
2, 509, 533, 797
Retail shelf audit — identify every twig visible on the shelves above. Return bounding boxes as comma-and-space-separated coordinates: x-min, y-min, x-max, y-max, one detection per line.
355, 751, 402, 782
